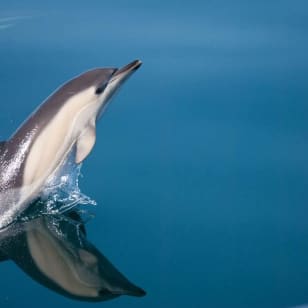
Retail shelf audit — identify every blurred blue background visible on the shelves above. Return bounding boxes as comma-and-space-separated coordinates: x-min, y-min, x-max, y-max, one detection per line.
0, 1, 308, 307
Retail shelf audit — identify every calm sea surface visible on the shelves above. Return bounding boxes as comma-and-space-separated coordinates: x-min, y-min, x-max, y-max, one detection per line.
0, 1, 308, 307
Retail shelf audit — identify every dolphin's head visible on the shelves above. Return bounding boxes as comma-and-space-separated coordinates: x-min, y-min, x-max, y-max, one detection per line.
95, 60, 142, 95
45, 59, 142, 122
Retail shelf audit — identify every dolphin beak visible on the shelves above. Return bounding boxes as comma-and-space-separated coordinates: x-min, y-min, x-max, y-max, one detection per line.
110, 59, 142, 83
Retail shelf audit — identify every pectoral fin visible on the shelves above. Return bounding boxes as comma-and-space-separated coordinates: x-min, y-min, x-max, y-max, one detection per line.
75, 125, 96, 164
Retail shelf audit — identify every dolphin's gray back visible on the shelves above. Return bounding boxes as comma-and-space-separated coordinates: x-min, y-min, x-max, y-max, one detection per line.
0, 68, 116, 191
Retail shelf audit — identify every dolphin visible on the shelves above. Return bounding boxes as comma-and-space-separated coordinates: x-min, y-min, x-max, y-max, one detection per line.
0, 60, 142, 228
0, 207, 146, 301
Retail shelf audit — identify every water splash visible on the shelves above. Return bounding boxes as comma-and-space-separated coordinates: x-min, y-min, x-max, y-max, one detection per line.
19, 151, 97, 223
41, 163, 97, 215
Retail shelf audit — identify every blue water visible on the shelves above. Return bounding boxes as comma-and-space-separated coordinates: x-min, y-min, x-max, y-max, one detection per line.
0, 1, 308, 307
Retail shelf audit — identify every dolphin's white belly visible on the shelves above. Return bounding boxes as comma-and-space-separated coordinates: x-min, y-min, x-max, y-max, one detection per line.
22, 110, 96, 207
22, 90, 98, 199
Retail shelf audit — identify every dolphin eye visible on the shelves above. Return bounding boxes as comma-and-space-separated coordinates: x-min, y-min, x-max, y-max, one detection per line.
95, 87, 103, 95
95, 83, 107, 95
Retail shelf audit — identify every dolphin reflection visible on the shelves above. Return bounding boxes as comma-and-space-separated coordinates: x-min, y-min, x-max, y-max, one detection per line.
0, 210, 146, 302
